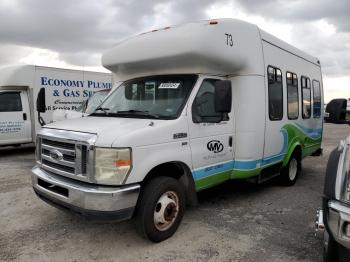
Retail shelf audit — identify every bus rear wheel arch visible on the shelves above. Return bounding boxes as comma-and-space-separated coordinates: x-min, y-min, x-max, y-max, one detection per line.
280, 147, 302, 186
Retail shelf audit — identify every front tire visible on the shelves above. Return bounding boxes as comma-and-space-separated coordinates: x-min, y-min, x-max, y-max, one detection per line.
280, 153, 301, 186
135, 176, 185, 242
324, 231, 338, 262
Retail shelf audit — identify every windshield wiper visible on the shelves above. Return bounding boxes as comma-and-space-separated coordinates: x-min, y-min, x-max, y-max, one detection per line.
94, 107, 110, 115
116, 110, 160, 119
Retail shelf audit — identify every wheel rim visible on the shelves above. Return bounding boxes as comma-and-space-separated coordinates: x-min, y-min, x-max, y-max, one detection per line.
153, 191, 179, 231
289, 158, 298, 181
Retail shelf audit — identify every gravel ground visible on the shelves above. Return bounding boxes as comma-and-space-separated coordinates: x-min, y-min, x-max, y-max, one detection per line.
0, 123, 349, 262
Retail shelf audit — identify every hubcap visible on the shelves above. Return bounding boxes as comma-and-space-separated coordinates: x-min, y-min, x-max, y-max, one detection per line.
289, 158, 298, 181
154, 191, 179, 231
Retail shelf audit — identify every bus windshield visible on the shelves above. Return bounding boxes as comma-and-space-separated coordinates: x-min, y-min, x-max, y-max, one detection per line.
90, 75, 198, 119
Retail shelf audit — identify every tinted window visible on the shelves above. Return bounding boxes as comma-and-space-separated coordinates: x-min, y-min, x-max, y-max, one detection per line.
287, 72, 299, 119
313, 80, 321, 118
0, 92, 22, 112
301, 76, 311, 119
268, 66, 283, 120
192, 79, 222, 123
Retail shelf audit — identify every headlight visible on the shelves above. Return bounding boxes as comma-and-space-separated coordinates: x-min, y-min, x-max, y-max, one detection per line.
94, 148, 132, 185
341, 145, 350, 203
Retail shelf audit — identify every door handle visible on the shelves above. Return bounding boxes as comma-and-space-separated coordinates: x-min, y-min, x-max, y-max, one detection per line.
229, 136, 233, 147
23, 113, 27, 121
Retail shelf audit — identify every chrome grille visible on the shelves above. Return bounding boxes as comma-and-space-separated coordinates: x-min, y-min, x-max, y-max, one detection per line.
37, 129, 97, 183
42, 158, 75, 174
42, 138, 75, 150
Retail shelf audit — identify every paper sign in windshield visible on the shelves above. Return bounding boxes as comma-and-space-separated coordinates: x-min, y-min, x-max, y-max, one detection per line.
159, 83, 180, 89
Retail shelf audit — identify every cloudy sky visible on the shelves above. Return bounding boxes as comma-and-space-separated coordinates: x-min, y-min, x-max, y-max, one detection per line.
0, 0, 349, 102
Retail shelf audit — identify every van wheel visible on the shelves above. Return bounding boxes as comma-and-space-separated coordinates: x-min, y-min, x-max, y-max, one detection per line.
280, 153, 300, 186
324, 231, 338, 262
135, 176, 185, 242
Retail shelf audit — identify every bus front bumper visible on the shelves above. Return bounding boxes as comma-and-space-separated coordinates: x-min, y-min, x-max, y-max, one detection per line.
31, 166, 140, 221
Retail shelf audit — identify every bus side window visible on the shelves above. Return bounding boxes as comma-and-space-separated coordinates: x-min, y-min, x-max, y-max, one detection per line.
312, 80, 321, 118
301, 76, 311, 119
287, 72, 299, 120
267, 66, 283, 121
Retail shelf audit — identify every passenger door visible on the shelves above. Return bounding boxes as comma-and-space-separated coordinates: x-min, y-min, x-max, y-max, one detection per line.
0, 90, 32, 145
187, 77, 234, 190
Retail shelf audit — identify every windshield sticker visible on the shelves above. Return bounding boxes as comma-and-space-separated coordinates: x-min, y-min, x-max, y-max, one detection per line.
159, 83, 180, 89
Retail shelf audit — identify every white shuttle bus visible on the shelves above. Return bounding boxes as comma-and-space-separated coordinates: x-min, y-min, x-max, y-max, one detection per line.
0, 65, 112, 147
32, 19, 324, 242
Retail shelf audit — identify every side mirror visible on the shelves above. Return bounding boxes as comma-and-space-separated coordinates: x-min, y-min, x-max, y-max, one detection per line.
215, 80, 232, 113
36, 88, 46, 113
36, 88, 46, 126
125, 86, 133, 100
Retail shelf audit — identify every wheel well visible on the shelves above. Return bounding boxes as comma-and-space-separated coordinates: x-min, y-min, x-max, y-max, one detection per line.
292, 145, 302, 161
284, 144, 302, 168
142, 162, 198, 207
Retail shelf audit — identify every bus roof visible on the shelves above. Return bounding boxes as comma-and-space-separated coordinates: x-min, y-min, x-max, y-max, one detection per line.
102, 19, 320, 80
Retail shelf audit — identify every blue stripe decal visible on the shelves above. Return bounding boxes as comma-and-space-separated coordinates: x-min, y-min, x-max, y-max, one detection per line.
261, 153, 285, 166
295, 123, 322, 139
193, 161, 234, 180
234, 159, 260, 169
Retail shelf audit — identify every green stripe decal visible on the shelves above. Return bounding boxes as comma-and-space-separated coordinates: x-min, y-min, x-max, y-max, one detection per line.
193, 123, 322, 191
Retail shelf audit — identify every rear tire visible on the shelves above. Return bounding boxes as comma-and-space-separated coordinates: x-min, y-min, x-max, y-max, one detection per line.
280, 153, 301, 186
135, 176, 185, 242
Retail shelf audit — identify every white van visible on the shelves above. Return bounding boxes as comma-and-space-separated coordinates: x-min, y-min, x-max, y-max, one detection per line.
0, 65, 112, 147
31, 19, 324, 242
52, 88, 112, 122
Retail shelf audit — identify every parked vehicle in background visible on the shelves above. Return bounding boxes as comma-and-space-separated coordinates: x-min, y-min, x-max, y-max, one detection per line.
32, 19, 324, 242
53, 88, 112, 122
324, 98, 348, 123
316, 135, 350, 262
347, 99, 350, 124
0, 65, 112, 147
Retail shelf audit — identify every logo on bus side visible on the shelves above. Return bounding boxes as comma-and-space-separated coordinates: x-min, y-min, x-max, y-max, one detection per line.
207, 140, 224, 153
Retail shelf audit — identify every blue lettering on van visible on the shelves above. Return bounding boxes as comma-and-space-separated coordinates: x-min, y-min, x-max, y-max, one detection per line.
40, 76, 112, 90
83, 90, 95, 97
40, 77, 85, 88
87, 80, 112, 89
63, 89, 80, 97
41, 76, 48, 85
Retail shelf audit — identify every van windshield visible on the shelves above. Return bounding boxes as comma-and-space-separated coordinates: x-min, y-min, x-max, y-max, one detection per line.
90, 75, 198, 119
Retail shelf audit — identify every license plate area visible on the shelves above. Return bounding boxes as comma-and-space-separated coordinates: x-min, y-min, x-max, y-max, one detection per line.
38, 178, 69, 198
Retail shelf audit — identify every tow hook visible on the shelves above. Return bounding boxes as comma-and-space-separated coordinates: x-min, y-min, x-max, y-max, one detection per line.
315, 209, 325, 238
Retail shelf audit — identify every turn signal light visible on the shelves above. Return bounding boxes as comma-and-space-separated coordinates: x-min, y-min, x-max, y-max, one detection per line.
116, 159, 131, 167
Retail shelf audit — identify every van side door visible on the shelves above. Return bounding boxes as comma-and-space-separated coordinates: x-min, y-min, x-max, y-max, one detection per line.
0, 90, 32, 146
187, 77, 234, 191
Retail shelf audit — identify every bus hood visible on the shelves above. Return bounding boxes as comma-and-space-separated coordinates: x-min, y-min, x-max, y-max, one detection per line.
44, 116, 185, 147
